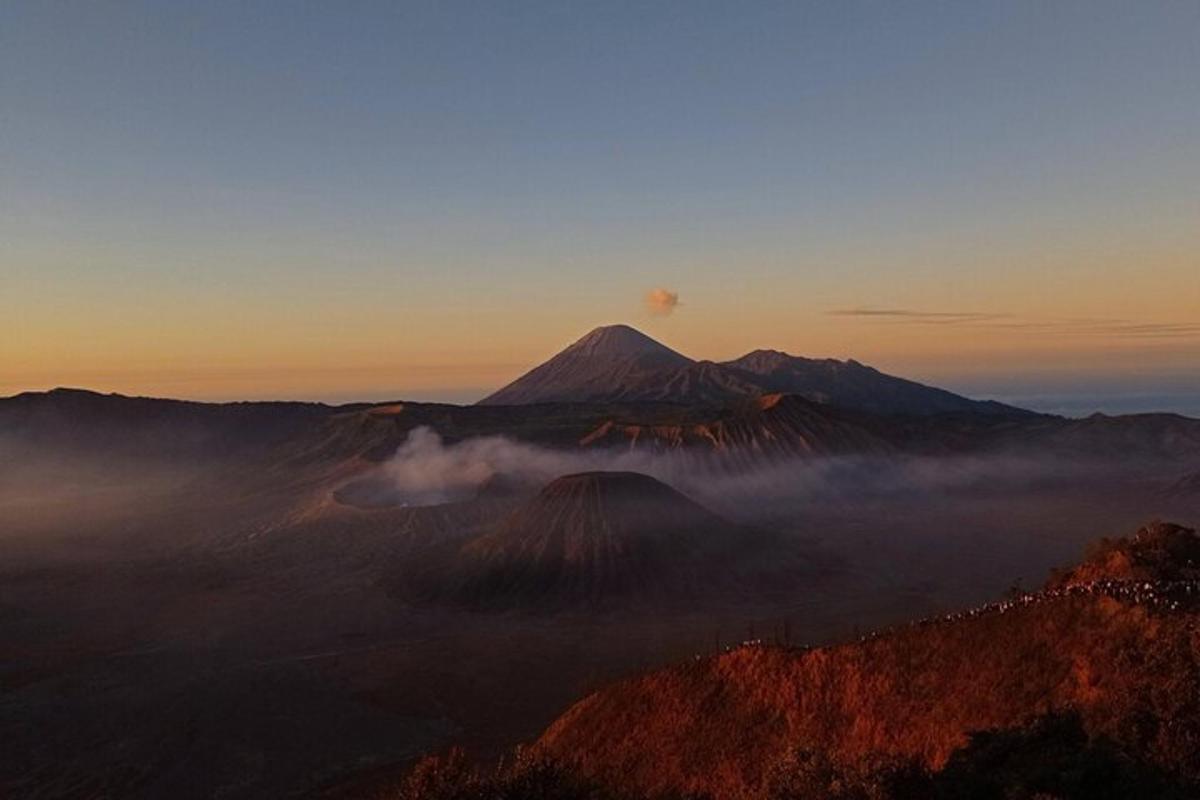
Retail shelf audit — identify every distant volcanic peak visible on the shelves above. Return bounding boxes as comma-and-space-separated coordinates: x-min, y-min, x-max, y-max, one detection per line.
478, 325, 699, 406
479, 324, 1029, 415
730, 350, 1023, 416
567, 325, 691, 362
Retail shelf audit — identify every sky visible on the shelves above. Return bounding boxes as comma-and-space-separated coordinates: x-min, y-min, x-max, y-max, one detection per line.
2, 1, 1198, 414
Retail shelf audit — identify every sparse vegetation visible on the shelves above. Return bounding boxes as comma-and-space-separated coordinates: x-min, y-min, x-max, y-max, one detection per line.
494, 525, 1200, 799
932, 713, 1192, 800
1047, 521, 1200, 588
374, 713, 1197, 800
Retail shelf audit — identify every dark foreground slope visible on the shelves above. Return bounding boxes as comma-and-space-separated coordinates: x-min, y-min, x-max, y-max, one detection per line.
519, 523, 1200, 799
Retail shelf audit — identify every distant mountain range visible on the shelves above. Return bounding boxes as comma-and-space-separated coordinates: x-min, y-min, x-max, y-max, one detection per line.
7, 382, 1200, 476
480, 324, 1027, 417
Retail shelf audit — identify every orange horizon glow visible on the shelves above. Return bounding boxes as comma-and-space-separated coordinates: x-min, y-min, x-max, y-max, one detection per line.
4, 3, 1198, 409
6, 300, 1199, 405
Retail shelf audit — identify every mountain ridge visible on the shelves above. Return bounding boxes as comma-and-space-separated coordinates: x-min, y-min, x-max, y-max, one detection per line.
479, 324, 1029, 416
531, 522, 1200, 798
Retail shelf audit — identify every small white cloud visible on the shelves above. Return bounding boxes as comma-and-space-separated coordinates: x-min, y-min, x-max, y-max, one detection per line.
645, 287, 680, 316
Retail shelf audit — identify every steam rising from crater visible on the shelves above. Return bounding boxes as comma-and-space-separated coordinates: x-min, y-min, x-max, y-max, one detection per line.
380, 427, 608, 505
378, 427, 681, 505
365, 426, 1097, 514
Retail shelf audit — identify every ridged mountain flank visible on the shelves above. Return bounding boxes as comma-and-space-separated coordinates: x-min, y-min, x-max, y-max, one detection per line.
723, 349, 1022, 417
401, 471, 804, 610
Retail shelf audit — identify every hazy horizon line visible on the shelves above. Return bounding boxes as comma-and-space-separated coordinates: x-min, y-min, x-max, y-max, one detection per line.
7, 381, 1200, 420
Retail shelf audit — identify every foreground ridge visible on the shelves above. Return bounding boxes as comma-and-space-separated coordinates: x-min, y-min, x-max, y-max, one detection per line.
708, 578, 1200, 661
527, 522, 1200, 799
868, 577, 1200, 640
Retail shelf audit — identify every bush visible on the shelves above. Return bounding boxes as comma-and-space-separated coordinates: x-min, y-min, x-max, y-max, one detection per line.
765, 748, 931, 800
933, 713, 1192, 800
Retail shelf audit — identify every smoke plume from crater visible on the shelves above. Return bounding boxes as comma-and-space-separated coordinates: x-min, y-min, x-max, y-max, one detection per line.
645, 288, 680, 316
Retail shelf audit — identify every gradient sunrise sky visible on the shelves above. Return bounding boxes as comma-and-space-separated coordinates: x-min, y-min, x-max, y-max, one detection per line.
3, 2, 1198, 413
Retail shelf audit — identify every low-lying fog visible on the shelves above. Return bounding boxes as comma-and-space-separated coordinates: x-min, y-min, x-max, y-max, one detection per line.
3, 426, 1196, 799
349, 425, 1156, 525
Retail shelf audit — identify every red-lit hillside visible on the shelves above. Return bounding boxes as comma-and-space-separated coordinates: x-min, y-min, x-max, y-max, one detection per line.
528, 523, 1200, 798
